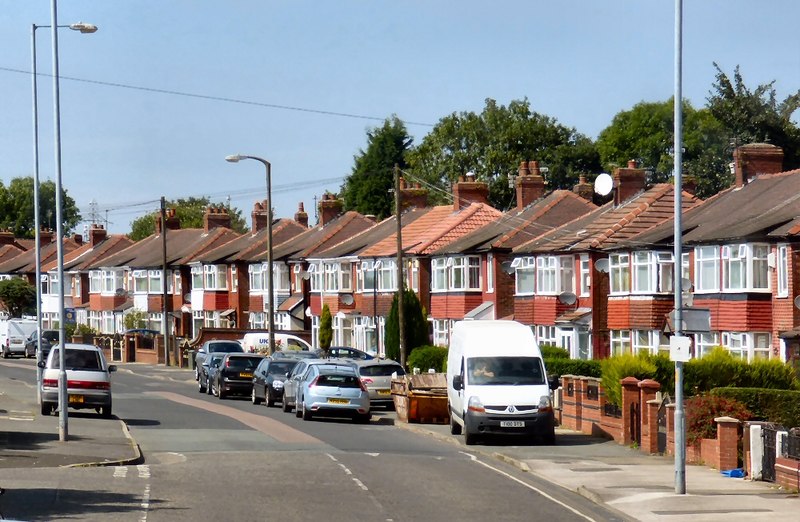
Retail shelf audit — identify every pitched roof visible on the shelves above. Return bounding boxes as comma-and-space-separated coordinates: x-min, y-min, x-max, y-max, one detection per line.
513, 184, 699, 253
359, 203, 502, 257
267, 211, 376, 262
629, 169, 800, 246
194, 219, 307, 264
0, 237, 82, 274
0, 244, 27, 266
434, 191, 596, 255
43, 235, 135, 272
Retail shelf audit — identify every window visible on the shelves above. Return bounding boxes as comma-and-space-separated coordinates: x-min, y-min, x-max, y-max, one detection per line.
451, 256, 480, 291
536, 325, 557, 346
695, 246, 719, 292
378, 259, 396, 291
40, 274, 49, 296
632, 330, 666, 355
610, 330, 631, 357
751, 244, 769, 290
204, 265, 227, 290
249, 263, 264, 291
579, 254, 590, 296
656, 252, 674, 292
338, 262, 352, 292
559, 256, 574, 294
432, 319, 451, 347
102, 270, 124, 294
515, 257, 535, 295
133, 270, 148, 293
89, 271, 101, 293
408, 259, 420, 292
721, 331, 772, 361
721, 331, 746, 359
72, 275, 81, 298
249, 311, 266, 329
632, 252, 654, 293
777, 244, 789, 297
695, 333, 719, 358
609, 253, 630, 294
753, 333, 771, 360
486, 254, 494, 293
231, 266, 238, 292
192, 311, 203, 338
322, 262, 351, 293
359, 260, 377, 292
88, 311, 101, 332
721, 243, 769, 291
309, 263, 322, 292
431, 258, 447, 292
191, 265, 203, 290
536, 256, 557, 294
148, 270, 163, 293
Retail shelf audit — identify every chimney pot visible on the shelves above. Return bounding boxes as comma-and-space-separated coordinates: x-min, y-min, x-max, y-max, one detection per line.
627, 159, 637, 169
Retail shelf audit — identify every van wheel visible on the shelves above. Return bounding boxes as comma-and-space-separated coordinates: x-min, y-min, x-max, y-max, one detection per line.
541, 430, 556, 446
464, 431, 478, 445
41, 402, 53, 416
450, 415, 462, 435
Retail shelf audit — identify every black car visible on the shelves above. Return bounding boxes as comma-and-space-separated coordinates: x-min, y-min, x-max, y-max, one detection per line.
251, 357, 299, 407
194, 340, 244, 381
198, 353, 226, 394
211, 353, 264, 399
24, 329, 60, 359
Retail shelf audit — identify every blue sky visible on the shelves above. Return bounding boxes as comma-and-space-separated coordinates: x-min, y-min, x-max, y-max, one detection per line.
1, 1, 798, 235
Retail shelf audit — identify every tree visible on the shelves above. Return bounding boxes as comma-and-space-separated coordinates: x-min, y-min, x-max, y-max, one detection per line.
0, 177, 81, 238
0, 278, 36, 317
384, 288, 429, 364
319, 304, 332, 355
340, 116, 413, 220
407, 98, 601, 209
128, 197, 248, 240
707, 64, 800, 170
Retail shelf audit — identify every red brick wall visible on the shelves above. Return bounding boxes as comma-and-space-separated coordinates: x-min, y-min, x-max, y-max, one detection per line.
202, 291, 229, 311
694, 295, 772, 331
495, 254, 516, 319
430, 293, 483, 319
775, 456, 800, 491
514, 296, 535, 325
89, 294, 129, 311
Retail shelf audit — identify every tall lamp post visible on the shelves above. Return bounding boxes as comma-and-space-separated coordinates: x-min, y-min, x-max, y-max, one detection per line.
48, 0, 98, 442
225, 155, 274, 354
31, 19, 97, 410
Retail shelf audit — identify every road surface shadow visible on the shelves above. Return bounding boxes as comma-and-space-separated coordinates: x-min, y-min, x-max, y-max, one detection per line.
0, 431, 88, 451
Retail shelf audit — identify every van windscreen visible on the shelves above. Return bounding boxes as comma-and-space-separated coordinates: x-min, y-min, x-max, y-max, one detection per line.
467, 357, 545, 386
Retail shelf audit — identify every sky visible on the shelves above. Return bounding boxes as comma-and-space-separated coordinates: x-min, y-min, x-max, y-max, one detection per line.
1, 1, 798, 236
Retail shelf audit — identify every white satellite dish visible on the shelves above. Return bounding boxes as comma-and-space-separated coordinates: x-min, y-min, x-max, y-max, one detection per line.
500, 260, 515, 275
301, 271, 311, 280
794, 296, 800, 310
594, 173, 614, 196
681, 278, 693, 292
341, 294, 354, 306
557, 292, 577, 306
594, 258, 609, 273
305, 306, 312, 317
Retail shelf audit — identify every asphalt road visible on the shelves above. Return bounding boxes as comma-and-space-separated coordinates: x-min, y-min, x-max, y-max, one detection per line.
2, 360, 625, 521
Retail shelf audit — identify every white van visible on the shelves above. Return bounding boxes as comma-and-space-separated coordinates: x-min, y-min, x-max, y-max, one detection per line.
239, 332, 312, 354
0, 318, 38, 358
447, 320, 557, 445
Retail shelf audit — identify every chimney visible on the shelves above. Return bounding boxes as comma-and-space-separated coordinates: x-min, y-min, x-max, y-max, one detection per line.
89, 224, 107, 246
452, 172, 489, 210
319, 193, 344, 226
72, 233, 83, 245
39, 229, 54, 246
732, 143, 784, 188
294, 202, 309, 228
0, 231, 15, 246
400, 178, 428, 210
154, 208, 181, 234
251, 200, 269, 232
613, 160, 647, 205
573, 174, 594, 201
515, 160, 546, 210
203, 205, 232, 232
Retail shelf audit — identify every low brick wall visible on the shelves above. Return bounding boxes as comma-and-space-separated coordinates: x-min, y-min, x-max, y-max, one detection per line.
775, 456, 800, 491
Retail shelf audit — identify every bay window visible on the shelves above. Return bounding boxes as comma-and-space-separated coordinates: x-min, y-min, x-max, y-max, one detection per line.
191, 265, 204, 290
378, 260, 396, 291
248, 263, 264, 291
133, 270, 148, 293
610, 329, 631, 356
515, 257, 535, 294
609, 253, 630, 294
721, 243, 770, 291
694, 246, 719, 292
431, 258, 447, 291
536, 256, 557, 294
204, 265, 227, 290
148, 270, 163, 293
359, 261, 377, 292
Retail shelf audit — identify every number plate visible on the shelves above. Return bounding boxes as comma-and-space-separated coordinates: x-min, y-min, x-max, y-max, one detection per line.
68, 395, 84, 404
327, 398, 349, 405
500, 420, 525, 428
239, 372, 253, 378
377, 390, 391, 396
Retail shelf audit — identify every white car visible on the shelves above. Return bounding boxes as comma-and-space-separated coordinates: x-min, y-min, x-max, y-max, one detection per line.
39, 343, 117, 418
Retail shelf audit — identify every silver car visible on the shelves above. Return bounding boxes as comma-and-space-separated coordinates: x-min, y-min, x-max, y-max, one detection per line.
354, 359, 405, 408
282, 358, 351, 413
295, 364, 370, 423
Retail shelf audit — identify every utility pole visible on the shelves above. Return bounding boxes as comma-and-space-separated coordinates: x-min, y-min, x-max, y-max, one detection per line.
394, 165, 406, 367
160, 197, 170, 366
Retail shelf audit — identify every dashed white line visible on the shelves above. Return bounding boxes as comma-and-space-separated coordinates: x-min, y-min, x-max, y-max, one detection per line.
326, 453, 368, 491
139, 483, 151, 522
137, 464, 151, 478
113, 466, 128, 478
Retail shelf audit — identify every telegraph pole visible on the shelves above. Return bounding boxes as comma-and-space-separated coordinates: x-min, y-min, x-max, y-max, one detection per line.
394, 165, 406, 367
160, 197, 170, 366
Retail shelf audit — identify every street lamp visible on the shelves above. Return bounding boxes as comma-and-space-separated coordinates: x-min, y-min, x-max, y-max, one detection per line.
34, 5, 98, 441
226, 154, 275, 355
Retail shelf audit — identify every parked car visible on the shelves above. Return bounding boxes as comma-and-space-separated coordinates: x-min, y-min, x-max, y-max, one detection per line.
24, 329, 60, 359
282, 358, 355, 413
38, 343, 116, 418
273, 349, 317, 360
295, 363, 371, 422
194, 340, 244, 381
211, 353, 265, 399
354, 359, 405, 408
198, 353, 226, 394
251, 357, 299, 407
317, 346, 374, 360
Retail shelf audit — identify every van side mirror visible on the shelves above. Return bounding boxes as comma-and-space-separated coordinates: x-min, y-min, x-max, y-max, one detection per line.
452, 375, 463, 390
37, 360, 46, 369
108, 365, 117, 373
547, 374, 560, 391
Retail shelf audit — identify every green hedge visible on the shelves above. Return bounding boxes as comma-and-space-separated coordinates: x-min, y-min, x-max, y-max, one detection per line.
600, 355, 658, 407
544, 358, 601, 379
406, 345, 448, 373
540, 344, 569, 359
685, 348, 798, 393
710, 387, 800, 428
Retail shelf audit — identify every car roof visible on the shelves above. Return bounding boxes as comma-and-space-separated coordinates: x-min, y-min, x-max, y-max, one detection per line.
353, 358, 402, 367
314, 364, 358, 374
55, 343, 103, 351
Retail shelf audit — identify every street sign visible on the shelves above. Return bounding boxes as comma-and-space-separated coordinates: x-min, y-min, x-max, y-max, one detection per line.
670, 335, 691, 362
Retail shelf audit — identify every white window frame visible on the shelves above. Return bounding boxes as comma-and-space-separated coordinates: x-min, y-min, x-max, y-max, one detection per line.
431, 257, 447, 292
432, 319, 452, 347
359, 260, 377, 292
231, 265, 238, 293
191, 265, 204, 291
536, 325, 557, 346
204, 264, 227, 291
536, 256, 558, 295
632, 251, 655, 293
777, 244, 789, 297
486, 254, 494, 293
378, 259, 396, 292
515, 257, 535, 295
249, 263, 264, 292
609, 253, 630, 294
610, 329, 631, 357
89, 270, 101, 293
579, 254, 590, 297
148, 270, 163, 294
133, 270, 148, 294
695, 246, 720, 292
695, 332, 719, 359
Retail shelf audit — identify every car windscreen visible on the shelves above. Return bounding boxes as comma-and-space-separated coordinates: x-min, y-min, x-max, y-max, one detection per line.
50, 349, 103, 371
208, 342, 243, 353
226, 356, 262, 370
467, 356, 545, 386
316, 374, 361, 388
268, 361, 297, 375
359, 364, 405, 377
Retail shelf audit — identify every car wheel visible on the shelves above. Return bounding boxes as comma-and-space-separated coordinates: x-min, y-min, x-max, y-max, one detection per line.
356, 413, 371, 424
295, 397, 303, 418
282, 397, 292, 413
101, 404, 112, 419
450, 414, 462, 435
266, 389, 275, 408
40, 402, 53, 416
206, 379, 213, 395
301, 401, 312, 421
198, 378, 206, 393
2, 349, 8, 359
195, 368, 200, 381
251, 386, 261, 405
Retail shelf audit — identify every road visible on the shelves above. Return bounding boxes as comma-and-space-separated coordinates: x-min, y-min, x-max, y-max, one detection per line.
1, 360, 625, 521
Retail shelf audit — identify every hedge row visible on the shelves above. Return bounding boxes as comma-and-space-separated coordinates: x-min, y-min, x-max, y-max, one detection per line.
710, 387, 800, 428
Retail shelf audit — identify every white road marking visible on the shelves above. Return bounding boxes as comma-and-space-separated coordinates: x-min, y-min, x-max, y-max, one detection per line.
113, 466, 128, 478
459, 451, 597, 522
137, 464, 150, 478
326, 453, 367, 490
364, 452, 380, 457
139, 483, 151, 522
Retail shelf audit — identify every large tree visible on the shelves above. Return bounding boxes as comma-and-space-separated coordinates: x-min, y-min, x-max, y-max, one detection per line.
128, 197, 248, 240
0, 278, 36, 317
340, 116, 413, 220
707, 64, 800, 169
0, 177, 81, 238
407, 98, 601, 210
384, 287, 429, 366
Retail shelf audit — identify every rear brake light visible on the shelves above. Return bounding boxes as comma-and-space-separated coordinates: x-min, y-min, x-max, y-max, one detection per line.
361, 377, 374, 385
358, 379, 368, 392
43, 379, 58, 387
308, 376, 320, 387
67, 380, 110, 390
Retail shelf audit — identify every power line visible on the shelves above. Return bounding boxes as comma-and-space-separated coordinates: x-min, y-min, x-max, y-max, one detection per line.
0, 66, 435, 128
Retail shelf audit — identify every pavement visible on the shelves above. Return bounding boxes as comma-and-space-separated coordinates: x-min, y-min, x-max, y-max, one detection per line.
2, 362, 798, 521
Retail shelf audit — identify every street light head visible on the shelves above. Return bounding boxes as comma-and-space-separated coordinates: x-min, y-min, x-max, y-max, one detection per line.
69, 23, 98, 34
225, 154, 243, 163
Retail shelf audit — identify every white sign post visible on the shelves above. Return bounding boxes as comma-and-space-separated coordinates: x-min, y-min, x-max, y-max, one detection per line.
670, 335, 691, 362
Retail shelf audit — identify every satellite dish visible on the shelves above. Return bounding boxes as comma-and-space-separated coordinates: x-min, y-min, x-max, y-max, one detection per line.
594, 173, 613, 196
594, 258, 609, 273
114, 288, 128, 297
305, 306, 312, 317
557, 292, 577, 306
681, 278, 693, 292
183, 293, 191, 302
794, 296, 800, 310
500, 260, 515, 275
341, 294, 354, 305
301, 271, 311, 280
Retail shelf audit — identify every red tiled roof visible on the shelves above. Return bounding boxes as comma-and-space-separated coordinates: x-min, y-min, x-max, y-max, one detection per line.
43, 235, 134, 272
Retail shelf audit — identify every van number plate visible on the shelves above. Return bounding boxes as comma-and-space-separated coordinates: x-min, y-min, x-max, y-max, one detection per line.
500, 420, 524, 428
